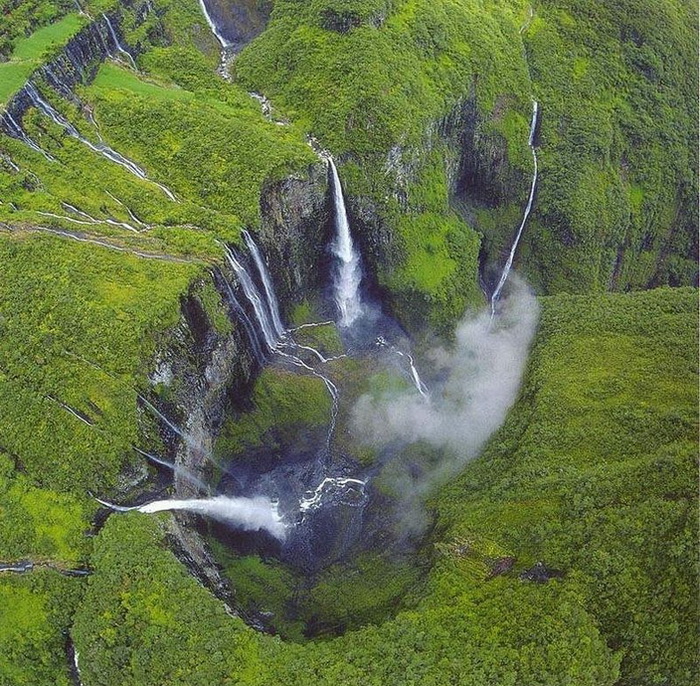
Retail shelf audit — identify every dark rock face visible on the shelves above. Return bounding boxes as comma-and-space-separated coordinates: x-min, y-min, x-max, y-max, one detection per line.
204, 0, 272, 52
519, 561, 565, 583
257, 162, 332, 319
143, 160, 330, 608
488, 556, 517, 579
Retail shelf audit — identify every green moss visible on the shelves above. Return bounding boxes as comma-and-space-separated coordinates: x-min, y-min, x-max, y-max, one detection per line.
215, 368, 332, 458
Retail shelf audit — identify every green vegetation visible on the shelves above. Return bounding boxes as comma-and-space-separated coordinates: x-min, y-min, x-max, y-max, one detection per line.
0, 12, 84, 104
0, 570, 84, 686
236, 0, 535, 329
235, 0, 697, 327
215, 368, 332, 458
66, 288, 696, 685
0, 0, 76, 59
520, 0, 698, 293
0, 0, 696, 683
0, 233, 198, 495
434, 287, 698, 684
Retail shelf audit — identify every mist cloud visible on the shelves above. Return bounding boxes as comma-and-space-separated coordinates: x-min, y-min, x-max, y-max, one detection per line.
351, 279, 539, 528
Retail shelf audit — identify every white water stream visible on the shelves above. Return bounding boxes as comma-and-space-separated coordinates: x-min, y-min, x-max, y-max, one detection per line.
96, 495, 286, 540
490, 100, 539, 318
24, 82, 177, 200
328, 158, 363, 327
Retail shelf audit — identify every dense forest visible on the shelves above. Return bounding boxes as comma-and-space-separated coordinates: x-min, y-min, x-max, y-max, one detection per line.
0, 1, 697, 685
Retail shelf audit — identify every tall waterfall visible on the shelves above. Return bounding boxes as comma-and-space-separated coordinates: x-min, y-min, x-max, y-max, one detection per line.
328, 158, 363, 327
490, 100, 539, 317
242, 230, 286, 339
222, 244, 282, 351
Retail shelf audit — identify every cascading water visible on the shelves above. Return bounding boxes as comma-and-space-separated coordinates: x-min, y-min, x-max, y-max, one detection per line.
328, 158, 364, 327
221, 237, 339, 444
95, 495, 286, 540
299, 477, 367, 516
23, 82, 177, 200
101, 14, 137, 70
139, 496, 286, 540
222, 244, 281, 351
490, 100, 539, 318
218, 277, 266, 365
376, 336, 429, 399
1, 110, 53, 160
242, 229, 286, 339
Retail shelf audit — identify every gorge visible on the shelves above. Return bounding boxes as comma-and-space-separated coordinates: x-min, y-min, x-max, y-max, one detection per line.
0, 1, 697, 685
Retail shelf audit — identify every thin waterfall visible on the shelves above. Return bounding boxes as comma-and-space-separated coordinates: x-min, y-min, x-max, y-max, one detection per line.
376, 336, 429, 399
133, 447, 209, 493
490, 100, 539, 317
101, 14, 137, 70
220, 238, 340, 448
197, 0, 230, 48
328, 158, 364, 327
1, 110, 54, 160
23, 82, 176, 200
242, 230, 286, 339
223, 244, 281, 351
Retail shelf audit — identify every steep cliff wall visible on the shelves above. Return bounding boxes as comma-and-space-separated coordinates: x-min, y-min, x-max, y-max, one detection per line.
1, 2, 158, 135
141, 158, 329, 607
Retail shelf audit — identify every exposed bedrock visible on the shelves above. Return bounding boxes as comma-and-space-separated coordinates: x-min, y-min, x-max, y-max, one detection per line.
202, 0, 272, 52
141, 161, 330, 607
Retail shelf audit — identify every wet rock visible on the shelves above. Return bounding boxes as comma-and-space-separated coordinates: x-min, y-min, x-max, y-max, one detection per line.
488, 556, 516, 579
519, 561, 565, 584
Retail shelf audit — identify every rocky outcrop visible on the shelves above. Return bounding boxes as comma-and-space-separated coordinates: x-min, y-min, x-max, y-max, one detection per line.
204, 0, 271, 52
139, 160, 329, 611
1, 2, 159, 137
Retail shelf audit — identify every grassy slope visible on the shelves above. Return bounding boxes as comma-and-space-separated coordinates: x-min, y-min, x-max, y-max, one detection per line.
0, 13, 85, 104
434, 287, 698, 685
0, 5, 315, 680
70, 287, 697, 685
0, 0, 76, 60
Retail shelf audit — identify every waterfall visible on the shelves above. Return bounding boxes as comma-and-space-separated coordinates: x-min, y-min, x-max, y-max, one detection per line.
490, 100, 539, 317
376, 336, 429, 399
220, 239, 339, 444
23, 82, 177, 200
133, 447, 209, 493
1, 110, 54, 160
94, 494, 286, 540
139, 495, 286, 540
101, 14, 137, 70
223, 244, 281, 351
197, 0, 230, 48
242, 230, 286, 339
328, 158, 364, 327
219, 277, 266, 364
